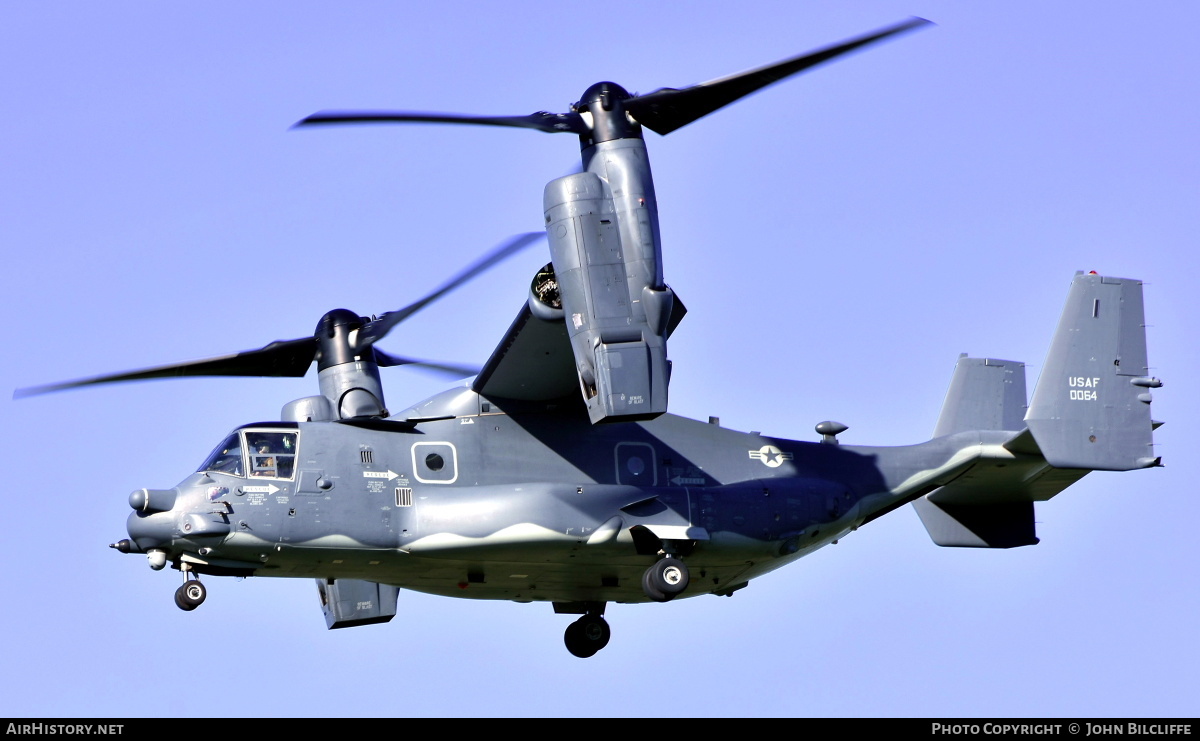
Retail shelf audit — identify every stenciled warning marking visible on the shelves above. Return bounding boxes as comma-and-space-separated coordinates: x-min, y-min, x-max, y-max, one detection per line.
363, 470, 399, 480
241, 484, 280, 494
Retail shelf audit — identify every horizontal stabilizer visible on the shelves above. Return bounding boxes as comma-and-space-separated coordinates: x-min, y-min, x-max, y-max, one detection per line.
911, 457, 1088, 548
1024, 273, 1161, 471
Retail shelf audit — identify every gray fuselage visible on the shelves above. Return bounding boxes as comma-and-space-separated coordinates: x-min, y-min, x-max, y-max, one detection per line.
127, 384, 1019, 605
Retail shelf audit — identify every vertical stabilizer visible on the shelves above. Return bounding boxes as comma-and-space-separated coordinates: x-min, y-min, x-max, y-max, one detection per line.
934, 355, 1027, 437
1024, 272, 1161, 471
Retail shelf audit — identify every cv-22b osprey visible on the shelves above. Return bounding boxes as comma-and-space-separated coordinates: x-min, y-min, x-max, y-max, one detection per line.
16, 19, 1162, 657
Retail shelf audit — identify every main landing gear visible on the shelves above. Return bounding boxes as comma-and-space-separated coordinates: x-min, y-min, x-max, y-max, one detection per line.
564, 614, 611, 658
641, 556, 689, 602
174, 564, 207, 611
562, 604, 611, 658
559, 554, 692, 657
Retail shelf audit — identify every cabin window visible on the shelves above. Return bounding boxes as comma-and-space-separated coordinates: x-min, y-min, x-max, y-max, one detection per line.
615, 442, 657, 485
411, 442, 458, 484
245, 431, 299, 480
200, 434, 244, 477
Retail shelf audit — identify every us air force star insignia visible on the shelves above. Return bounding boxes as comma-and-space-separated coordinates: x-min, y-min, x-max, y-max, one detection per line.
749, 445, 793, 468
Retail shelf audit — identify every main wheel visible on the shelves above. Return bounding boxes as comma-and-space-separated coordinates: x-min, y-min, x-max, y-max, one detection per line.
174, 580, 206, 611
641, 565, 671, 602
564, 615, 611, 658
648, 557, 689, 597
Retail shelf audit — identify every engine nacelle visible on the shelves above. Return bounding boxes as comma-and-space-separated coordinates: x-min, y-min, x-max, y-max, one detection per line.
543, 139, 673, 424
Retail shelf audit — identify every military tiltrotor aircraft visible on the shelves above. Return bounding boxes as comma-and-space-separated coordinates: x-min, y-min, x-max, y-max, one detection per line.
16, 18, 1164, 658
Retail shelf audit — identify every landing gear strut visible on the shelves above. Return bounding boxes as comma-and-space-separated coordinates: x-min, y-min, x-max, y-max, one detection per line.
563, 610, 611, 658
174, 565, 206, 611
642, 556, 689, 602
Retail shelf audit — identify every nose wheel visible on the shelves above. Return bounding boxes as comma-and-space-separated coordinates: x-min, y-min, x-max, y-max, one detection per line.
564, 612, 611, 658
174, 570, 207, 611
642, 556, 689, 602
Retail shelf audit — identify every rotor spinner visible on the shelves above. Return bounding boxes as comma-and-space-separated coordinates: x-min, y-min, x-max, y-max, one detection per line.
573, 82, 641, 147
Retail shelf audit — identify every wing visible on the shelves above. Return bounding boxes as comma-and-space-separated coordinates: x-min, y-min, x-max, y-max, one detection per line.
471, 295, 688, 404
471, 303, 578, 402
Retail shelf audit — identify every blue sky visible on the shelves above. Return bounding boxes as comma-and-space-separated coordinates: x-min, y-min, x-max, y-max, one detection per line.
3, 1, 1198, 718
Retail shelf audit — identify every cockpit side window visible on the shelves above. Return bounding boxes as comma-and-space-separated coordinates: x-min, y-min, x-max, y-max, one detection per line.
200, 434, 244, 477
245, 431, 299, 480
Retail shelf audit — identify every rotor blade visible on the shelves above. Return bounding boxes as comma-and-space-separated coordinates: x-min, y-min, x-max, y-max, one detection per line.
357, 231, 545, 348
625, 17, 932, 136
294, 110, 589, 135
13, 336, 318, 399
374, 349, 480, 378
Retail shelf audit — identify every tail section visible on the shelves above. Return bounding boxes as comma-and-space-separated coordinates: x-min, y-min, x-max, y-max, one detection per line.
1024, 272, 1162, 471
913, 272, 1161, 549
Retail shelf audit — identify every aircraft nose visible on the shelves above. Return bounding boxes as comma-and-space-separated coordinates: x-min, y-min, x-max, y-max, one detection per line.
124, 487, 181, 553
125, 508, 176, 553
122, 483, 234, 556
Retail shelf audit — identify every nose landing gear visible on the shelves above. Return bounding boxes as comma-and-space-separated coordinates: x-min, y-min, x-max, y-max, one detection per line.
174, 580, 206, 611
174, 564, 207, 611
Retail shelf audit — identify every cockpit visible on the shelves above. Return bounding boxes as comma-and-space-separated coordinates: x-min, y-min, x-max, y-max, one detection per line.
199, 426, 299, 480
